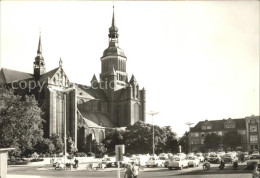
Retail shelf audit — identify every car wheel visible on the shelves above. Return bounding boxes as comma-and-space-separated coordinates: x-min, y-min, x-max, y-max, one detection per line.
164, 165, 167, 168
168, 167, 172, 170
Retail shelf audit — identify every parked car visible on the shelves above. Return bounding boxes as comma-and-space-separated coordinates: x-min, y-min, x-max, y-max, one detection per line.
203, 153, 209, 161
129, 157, 140, 165
102, 157, 116, 167
176, 153, 186, 159
222, 153, 236, 163
158, 153, 168, 159
217, 152, 225, 157
164, 159, 170, 168
114, 156, 130, 167
244, 152, 249, 161
251, 151, 260, 157
247, 155, 260, 169
145, 156, 164, 167
208, 154, 221, 163
195, 153, 205, 162
186, 156, 200, 167
252, 163, 260, 178
168, 156, 189, 170
187, 153, 195, 157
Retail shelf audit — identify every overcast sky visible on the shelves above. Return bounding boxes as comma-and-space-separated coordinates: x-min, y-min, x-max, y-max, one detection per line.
0, 1, 259, 137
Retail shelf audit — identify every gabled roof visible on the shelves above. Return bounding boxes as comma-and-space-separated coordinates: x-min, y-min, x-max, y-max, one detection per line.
190, 118, 246, 132
80, 110, 115, 128
76, 83, 108, 101
39, 67, 59, 83
0, 68, 33, 83
83, 118, 104, 128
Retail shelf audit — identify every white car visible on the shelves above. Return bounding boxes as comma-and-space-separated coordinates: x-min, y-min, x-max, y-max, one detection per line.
102, 157, 116, 167
186, 156, 200, 167
176, 153, 186, 159
145, 156, 164, 167
195, 153, 205, 162
187, 153, 195, 157
168, 156, 189, 170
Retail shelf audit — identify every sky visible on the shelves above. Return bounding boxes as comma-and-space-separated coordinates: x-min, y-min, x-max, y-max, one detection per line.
0, 1, 259, 137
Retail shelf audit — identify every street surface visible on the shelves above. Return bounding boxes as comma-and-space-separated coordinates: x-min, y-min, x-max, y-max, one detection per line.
7, 162, 253, 178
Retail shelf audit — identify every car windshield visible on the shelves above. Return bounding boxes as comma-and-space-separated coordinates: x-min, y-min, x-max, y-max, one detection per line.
250, 156, 260, 159
171, 157, 180, 161
188, 157, 195, 160
149, 157, 156, 161
210, 155, 217, 157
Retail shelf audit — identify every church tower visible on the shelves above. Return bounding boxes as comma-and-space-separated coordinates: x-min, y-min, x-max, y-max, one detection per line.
34, 35, 45, 79
100, 6, 128, 90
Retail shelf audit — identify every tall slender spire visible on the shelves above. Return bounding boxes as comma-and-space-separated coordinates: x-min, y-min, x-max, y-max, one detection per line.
37, 35, 42, 55
59, 57, 63, 67
112, 6, 115, 27
108, 6, 118, 39
34, 34, 45, 78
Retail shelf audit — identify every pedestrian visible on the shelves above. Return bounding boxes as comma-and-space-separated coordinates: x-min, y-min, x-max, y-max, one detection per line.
132, 162, 140, 178
75, 158, 79, 167
124, 164, 133, 178
240, 153, 244, 162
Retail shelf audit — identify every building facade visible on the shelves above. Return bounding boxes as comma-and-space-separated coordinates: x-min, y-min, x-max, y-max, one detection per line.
0, 7, 146, 152
189, 115, 260, 152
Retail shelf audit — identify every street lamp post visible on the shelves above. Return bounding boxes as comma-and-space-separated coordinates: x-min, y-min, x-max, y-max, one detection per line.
147, 111, 159, 155
185, 122, 194, 153
63, 94, 66, 166
60, 87, 74, 166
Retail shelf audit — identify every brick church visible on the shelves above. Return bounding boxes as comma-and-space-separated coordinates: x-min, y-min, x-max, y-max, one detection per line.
0, 7, 146, 152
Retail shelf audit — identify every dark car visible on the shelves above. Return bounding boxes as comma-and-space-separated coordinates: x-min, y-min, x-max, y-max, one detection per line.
208, 154, 220, 163
222, 154, 236, 163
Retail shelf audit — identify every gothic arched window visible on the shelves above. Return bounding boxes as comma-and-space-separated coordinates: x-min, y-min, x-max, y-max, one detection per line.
91, 129, 96, 140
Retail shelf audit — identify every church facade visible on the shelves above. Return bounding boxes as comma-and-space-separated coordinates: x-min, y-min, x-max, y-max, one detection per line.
0, 8, 146, 152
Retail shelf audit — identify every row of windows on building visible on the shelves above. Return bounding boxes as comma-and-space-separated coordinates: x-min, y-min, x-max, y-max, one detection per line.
191, 133, 258, 145
201, 123, 236, 130
191, 130, 246, 137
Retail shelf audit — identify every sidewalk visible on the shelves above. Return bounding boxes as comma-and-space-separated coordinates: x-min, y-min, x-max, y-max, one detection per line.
36, 164, 127, 172
7, 175, 41, 178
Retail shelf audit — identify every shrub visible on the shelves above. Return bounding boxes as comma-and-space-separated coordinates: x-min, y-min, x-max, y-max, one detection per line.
75, 152, 87, 157
87, 152, 95, 157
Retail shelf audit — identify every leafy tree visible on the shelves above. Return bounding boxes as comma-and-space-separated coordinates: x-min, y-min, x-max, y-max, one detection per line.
204, 133, 221, 151
0, 87, 44, 156
67, 136, 77, 155
103, 121, 179, 155
223, 131, 242, 151
33, 138, 53, 155
91, 140, 107, 156
164, 126, 179, 153
49, 133, 64, 154
102, 129, 124, 153
124, 121, 153, 154
179, 131, 189, 153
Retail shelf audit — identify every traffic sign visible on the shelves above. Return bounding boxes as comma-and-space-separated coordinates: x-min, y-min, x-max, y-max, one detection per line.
115, 145, 125, 162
